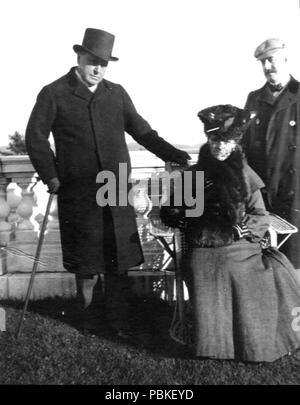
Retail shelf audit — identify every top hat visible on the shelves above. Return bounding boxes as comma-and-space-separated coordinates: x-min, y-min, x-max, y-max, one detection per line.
254, 38, 286, 60
197, 105, 254, 141
73, 28, 119, 63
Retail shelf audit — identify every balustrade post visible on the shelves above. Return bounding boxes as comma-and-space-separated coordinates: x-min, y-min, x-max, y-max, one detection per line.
132, 181, 153, 255
14, 177, 38, 242
7, 183, 22, 233
43, 194, 61, 243
0, 178, 12, 243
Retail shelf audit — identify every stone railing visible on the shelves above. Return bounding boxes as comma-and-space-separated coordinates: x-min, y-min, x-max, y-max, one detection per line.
0, 155, 187, 300
0, 156, 61, 275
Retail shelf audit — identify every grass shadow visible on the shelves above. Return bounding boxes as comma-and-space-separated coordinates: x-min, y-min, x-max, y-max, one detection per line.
0, 294, 192, 359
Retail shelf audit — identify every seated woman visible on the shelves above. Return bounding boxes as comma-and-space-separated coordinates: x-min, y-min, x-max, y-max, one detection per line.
160, 104, 300, 362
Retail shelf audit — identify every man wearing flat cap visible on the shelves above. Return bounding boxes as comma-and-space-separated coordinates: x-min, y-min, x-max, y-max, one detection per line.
243, 38, 300, 268
25, 28, 190, 337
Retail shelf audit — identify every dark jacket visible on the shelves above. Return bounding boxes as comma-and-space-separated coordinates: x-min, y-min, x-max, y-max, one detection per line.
25, 67, 185, 275
244, 76, 300, 267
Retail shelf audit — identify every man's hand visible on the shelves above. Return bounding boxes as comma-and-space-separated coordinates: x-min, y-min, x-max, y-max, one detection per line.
171, 150, 191, 165
47, 177, 60, 194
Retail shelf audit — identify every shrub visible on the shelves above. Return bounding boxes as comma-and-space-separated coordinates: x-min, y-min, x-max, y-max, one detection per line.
8, 131, 27, 155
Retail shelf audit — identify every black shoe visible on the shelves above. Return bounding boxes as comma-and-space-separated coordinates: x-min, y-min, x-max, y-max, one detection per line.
108, 321, 134, 339
116, 327, 133, 339
113, 325, 134, 340
82, 327, 98, 337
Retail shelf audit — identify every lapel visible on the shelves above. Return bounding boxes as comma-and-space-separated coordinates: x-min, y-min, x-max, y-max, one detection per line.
257, 76, 300, 111
265, 77, 300, 156
271, 76, 300, 113
67, 67, 96, 102
256, 83, 276, 106
93, 79, 112, 103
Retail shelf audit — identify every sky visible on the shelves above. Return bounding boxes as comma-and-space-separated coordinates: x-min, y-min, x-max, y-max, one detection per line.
1, 0, 300, 147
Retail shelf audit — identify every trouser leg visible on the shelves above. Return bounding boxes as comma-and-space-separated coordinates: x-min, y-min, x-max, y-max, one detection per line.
102, 206, 132, 335
75, 273, 105, 330
105, 271, 131, 331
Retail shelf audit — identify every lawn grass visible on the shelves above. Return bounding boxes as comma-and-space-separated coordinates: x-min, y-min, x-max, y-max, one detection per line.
0, 296, 300, 385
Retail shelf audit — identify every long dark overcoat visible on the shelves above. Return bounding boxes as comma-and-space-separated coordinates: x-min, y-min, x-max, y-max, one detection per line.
244, 77, 300, 268
25, 67, 182, 275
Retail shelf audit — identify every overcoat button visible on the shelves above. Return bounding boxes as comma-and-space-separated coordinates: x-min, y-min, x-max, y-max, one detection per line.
288, 145, 297, 151
255, 118, 260, 125
288, 168, 296, 174
289, 120, 296, 127
288, 190, 295, 197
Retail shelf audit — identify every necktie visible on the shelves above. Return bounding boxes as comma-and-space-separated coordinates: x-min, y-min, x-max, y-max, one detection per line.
268, 82, 284, 92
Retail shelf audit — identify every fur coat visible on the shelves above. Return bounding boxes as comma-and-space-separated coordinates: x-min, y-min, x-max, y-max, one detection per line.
160, 144, 265, 248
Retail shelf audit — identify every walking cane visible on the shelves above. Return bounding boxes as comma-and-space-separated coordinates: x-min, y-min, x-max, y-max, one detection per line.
15, 193, 55, 339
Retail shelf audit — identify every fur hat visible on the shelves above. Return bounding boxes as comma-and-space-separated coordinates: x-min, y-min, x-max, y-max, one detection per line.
197, 104, 254, 141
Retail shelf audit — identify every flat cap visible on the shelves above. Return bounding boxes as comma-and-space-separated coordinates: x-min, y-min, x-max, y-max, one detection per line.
254, 38, 286, 60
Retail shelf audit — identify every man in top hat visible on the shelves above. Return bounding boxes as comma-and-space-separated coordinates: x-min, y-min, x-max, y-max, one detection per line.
25, 28, 190, 337
243, 38, 300, 268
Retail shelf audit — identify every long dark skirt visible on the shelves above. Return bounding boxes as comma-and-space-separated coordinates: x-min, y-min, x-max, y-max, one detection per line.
184, 241, 300, 362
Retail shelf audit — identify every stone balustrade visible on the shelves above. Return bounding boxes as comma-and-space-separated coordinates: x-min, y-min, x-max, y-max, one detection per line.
0, 155, 179, 301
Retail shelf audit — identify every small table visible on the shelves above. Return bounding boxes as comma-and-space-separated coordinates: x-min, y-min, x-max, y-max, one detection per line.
148, 219, 186, 301
268, 213, 298, 248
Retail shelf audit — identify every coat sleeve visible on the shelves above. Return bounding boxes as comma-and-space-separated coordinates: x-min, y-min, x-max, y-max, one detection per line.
238, 164, 270, 241
120, 85, 189, 163
243, 189, 271, 241
25, 86, 58, 184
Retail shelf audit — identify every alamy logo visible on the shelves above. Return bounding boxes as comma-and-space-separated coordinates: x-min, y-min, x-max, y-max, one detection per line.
95, 163, 204, 218
291, 307, 300, 332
